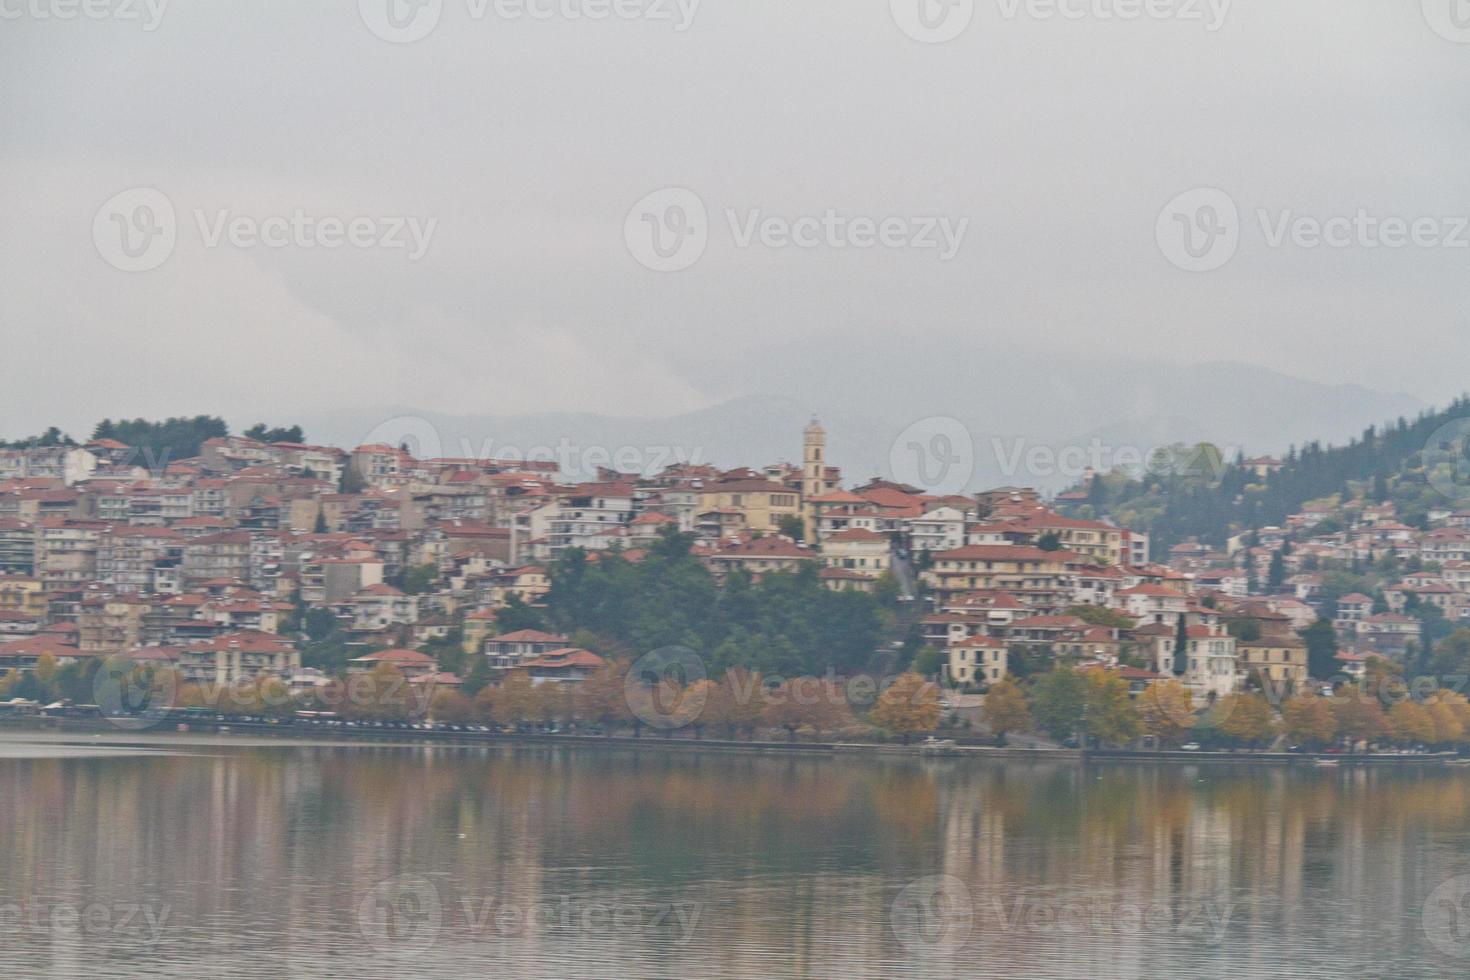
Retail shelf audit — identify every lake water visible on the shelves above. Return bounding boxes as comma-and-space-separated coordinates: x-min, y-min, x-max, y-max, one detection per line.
1, 735, 1469, 978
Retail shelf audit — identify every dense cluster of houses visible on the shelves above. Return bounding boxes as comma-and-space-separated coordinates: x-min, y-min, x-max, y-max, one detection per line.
0, 427, 1441, 712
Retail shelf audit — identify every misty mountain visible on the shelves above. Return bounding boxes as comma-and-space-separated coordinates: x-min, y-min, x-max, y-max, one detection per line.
294, 355, 1422, 493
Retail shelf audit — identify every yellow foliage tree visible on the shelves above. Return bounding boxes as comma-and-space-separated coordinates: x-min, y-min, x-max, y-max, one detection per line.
1216, 693, 1277, 747
980, 679, 1032, 740
1332, 693, 1392, 747
1281, 694, 1336, 749
431, 689, 475, 725
1389, 701, 1437, 746
572, 661, 631, 733
705, 668, 766, 740
871, 673, 941, 743
489, 671, 537, 728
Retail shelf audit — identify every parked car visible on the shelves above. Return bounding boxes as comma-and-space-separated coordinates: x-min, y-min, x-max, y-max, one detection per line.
1180, 742, 1201, 752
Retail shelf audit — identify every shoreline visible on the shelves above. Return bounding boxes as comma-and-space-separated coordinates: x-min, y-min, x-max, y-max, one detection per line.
0, 719, 1461, 767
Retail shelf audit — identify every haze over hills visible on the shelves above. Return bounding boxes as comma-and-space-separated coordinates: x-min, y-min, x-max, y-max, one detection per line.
296, 353, 1423, 492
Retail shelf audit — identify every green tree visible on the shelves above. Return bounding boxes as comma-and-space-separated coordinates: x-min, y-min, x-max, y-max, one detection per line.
1173, 615, 1189, 678
399, 563, 438, 595
1029, 668, 1088, 741
776, 514, 805, 542
1067, 605, 1135, 629
243, 423, 305, 444
1302, 619, 1339, 680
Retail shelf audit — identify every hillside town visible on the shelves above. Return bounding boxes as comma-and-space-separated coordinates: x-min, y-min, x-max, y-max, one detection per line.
0, 417, 1465, 742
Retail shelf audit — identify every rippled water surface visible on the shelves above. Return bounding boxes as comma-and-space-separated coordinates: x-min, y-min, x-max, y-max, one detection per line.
2, 735, 1469, 978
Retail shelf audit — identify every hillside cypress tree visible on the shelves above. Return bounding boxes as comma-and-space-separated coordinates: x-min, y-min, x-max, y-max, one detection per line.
1268, 549, 1286, 590
1173, 614, 1189, 678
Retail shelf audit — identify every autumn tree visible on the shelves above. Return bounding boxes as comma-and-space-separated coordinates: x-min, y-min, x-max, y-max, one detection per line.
573, 661, 631, 733
343, 663, 419, 722
1281, 694, 1336, 749
870, 673, 941, 744
1083, 671, 1141, 747
759, 677, 851, 741
488, 672, 538, 728
431, 689, 475, 725
704, 668, 766, 740
1331, 692, 1391, 748
1389, 701, 1437, 746
1137, 679, 1195, 746
1428, 691, 1469, 747
980, 679, 1031, 742
527, 681, 568, 729
1215, 693, 1277, 747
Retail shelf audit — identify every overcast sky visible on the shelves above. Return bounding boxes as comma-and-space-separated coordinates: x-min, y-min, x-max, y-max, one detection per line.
2, 0, 1468, 440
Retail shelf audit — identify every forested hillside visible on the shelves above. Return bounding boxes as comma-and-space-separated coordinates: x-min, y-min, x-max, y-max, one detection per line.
1058, 397, 1470, 554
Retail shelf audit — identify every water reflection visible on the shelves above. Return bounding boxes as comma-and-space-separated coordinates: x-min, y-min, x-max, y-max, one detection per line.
0, 744, 1467, 978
